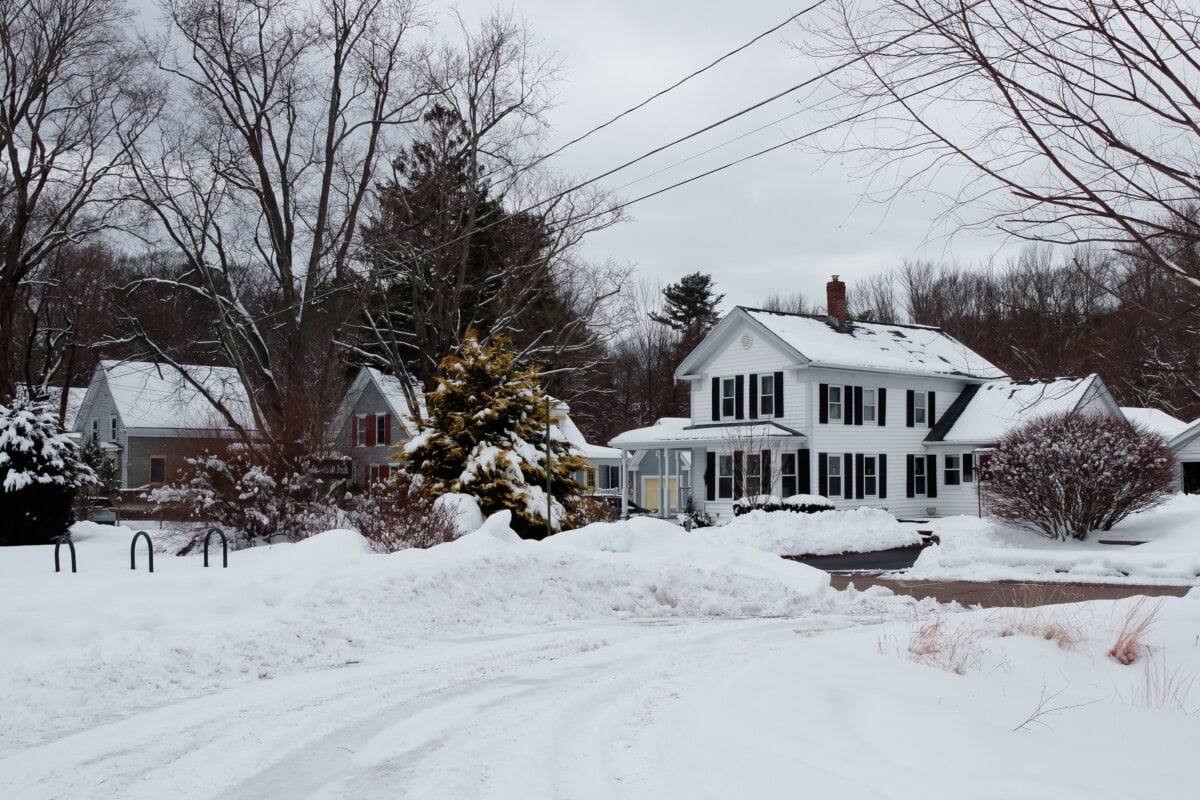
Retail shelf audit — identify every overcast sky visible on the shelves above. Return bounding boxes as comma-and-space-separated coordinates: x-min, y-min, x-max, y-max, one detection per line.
448, 0, 1019, 312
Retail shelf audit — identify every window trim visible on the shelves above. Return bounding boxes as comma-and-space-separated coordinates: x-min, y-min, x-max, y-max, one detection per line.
721, 378, 736, 419
718, 454, 734, 499
759, 374, 775, 417
110, 417, 118, 441
827, 456, 842, 497
780, 452, 797, 497
862, 388, 876, 423
828, 385, 843, 422
355, 414, 367, 447
148, 454, 167, 485
913, 456, 927, 496
744, 453, 762, 498
863, 455, 878, 497
376, 414, 387, 445
913, 392, 927, 425
944, 454, 961, 486
91, 418, 99, 442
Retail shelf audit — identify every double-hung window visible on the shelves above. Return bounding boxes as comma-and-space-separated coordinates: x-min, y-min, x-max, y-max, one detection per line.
913, 457, 927, 495
91, 419, 98, 443
944, 455, 961, 486
745, 454, 762, 497
760, 374, 775, 416
603, 465, 621, 488
376, 415, 388, 445
913, 392, 927, 425
718, 455, 734, 499
355, 415, 367, 446
863, 389, 876, 423
828, 386, 843, 422
780, 453, 797, 497
721, 379, 736, 418
110, 417, 118, 440
827, 456, 842, 497
863, 455, 878, 496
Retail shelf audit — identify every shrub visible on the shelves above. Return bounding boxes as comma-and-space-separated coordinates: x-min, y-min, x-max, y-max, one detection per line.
732, 494, 835, 516
0, 401, 95, 545
980, 412, 1174, 540
346, 472, 461, 552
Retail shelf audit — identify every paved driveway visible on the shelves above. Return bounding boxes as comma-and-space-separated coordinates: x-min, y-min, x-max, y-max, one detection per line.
829, 576, 1191, 608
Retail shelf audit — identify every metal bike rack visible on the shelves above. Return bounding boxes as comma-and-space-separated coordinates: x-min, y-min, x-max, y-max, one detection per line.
130, 530, 154, 573
54, 535, 77, 573
203, 527, 228, 568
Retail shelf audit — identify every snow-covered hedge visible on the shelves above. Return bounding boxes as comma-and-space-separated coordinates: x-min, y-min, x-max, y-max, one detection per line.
732, 494, 836, 516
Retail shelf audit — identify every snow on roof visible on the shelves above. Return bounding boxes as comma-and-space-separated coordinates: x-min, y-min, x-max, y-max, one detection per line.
366, 368, 425, 436
609, 417, 804, 450
1120, 407, 1187, 440
932, 376, 1097, 444
556, 413, 621, 462
98, 360, 253, 431
742, 308, 1005, 379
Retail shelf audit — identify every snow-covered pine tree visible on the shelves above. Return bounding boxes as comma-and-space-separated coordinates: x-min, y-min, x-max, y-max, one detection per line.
405, 332, 588, 539
0, 401, 95, 545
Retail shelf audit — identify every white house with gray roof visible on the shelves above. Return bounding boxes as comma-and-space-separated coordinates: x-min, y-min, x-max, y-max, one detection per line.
609, 277, 1130, 521
74, 360, 254, 489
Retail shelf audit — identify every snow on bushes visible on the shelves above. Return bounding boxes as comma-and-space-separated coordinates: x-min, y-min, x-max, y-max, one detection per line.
714, 507, 921, 556
733, 494, 836, 515
981, 412, 1175, 540
0, 400, 95, 545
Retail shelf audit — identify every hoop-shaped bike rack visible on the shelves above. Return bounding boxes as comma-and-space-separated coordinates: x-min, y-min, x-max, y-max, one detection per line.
54, 536, 77, 573
203, 528, 228, 568
130, 530, 154, 573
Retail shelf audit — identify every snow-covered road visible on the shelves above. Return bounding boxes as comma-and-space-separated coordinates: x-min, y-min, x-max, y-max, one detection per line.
1, 615, 868, 799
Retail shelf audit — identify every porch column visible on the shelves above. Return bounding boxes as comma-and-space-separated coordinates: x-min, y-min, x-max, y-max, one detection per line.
620, 450, 628, 517
660, 447, 667, 517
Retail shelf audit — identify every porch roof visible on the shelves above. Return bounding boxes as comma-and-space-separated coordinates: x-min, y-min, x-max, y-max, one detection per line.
608, 418, 806, 451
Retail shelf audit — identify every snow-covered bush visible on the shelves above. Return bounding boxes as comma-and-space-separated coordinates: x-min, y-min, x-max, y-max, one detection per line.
981, 412, 1175, 541
0, 401, 95, 545
732, 494, 835, 516
150, 449, 341, 550
345, 471, 460, 552
405, 331, 588, 539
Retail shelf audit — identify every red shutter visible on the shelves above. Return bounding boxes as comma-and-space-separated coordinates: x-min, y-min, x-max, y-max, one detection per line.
365, 414, 376, 446
379, 464, 390, 481
384, 414, 392, 445
351, 416, 358, 448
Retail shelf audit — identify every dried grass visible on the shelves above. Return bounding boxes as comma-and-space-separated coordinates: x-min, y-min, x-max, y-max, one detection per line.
906, 616, 984, 675
994, 607, 1083, 650
1128, 654, 1196, 711
1108, 598, 1164, 666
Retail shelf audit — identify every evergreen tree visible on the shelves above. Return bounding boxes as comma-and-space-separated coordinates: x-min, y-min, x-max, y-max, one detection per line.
405, 332, 587, 539
650, 272, 725, 333
0, 401, 95, 545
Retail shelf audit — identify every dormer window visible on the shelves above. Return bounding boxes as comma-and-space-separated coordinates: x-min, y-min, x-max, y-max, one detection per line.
913, 392, 927, 425
721, 379, 736, 418
828, 386, 843, 422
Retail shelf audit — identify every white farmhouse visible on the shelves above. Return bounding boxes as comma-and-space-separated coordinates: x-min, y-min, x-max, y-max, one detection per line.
609, 277, 1128, 521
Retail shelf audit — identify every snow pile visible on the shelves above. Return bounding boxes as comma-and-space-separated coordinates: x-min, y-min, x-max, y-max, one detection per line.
0, 512, 830, 754
712, 507, 922, 556
909, 494, 1200, 584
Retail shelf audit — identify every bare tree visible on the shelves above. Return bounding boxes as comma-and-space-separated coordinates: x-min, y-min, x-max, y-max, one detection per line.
806, 0, 1200, 291
0, 0, 157, 401
125, 0, 426, 455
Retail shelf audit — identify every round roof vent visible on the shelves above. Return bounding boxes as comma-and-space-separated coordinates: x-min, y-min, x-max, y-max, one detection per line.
740, 332, 753, 350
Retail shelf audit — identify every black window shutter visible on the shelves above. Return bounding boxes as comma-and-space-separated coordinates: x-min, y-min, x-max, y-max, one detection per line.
843, 386, 853, 426
926, 454, 938, 498
712, 377, 720, 421
928, 391, 937, 428
843, 453, 853, 499
819, 383, 828, 424
906, 454, 915, 498
878, 388, 887, 426
761, 449, 771, 495
733, 450, 744, 498
854, 386, 864, 426
963, 453, 975, 482
705, 452, 716, 501
817, 452, 828, 497
855, 453, 865, 499
749, 373, 758, 419
799, 449, 811, 494
735, 376, 745, 420
906, 390, 915, 427
878, 454, 888, 498
774, 371, 784, 418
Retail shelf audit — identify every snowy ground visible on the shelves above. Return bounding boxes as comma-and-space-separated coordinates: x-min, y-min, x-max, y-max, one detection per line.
908, 494, 1200, 585
3, 512, 1199, 798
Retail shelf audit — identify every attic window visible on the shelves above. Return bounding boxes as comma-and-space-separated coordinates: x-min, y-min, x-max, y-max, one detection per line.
740, 332, 753, 350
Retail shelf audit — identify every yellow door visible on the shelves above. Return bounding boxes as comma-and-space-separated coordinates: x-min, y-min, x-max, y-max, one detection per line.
642, 478, 679, 513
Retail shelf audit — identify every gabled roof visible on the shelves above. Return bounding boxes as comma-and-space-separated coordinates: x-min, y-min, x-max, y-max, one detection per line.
1120, 407, 1187, 440
675, 307, 1005, 380
555, 412, 621, 462
609, 417, 805, 451
79, 360, 254, 432
330, 367, 425, 441
927, 375, 1114, 445
1168, 417, 1200, 452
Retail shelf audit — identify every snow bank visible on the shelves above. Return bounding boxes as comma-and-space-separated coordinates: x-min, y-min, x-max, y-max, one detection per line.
0, 512, 829, 754
433, 491, 483, 536
909, 495, 1200, 585
711, 508, 922, 556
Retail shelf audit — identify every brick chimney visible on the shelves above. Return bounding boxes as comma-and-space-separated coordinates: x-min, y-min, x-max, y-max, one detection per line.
826, 274, 847, 327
